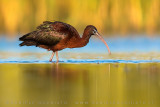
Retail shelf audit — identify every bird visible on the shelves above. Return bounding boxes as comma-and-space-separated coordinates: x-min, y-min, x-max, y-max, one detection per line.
19, 21, 111, 62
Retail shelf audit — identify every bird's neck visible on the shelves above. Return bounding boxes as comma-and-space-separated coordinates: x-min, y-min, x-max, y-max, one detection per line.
67, 29, 91, 48
82, 31, 91, 39
78, 31, 91, 46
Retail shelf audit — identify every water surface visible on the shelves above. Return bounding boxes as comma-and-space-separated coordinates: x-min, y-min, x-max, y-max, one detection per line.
0, 36, 160, 107
0, 36, 160, 62
0, 63, 160, 107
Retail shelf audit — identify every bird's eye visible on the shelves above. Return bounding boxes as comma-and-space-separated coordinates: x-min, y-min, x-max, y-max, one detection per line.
93, 29, 97, 34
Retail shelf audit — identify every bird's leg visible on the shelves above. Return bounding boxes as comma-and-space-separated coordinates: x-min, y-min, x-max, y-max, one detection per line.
56, 51, 59, 62
49, 52, 55, 62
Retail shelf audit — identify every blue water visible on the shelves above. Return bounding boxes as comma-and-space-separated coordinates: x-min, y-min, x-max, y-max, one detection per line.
1, 36, 160, 107
0, 59, 160, 64
0, 35, 160, 63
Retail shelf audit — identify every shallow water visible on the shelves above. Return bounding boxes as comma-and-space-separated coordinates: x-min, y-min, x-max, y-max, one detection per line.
0, 36, 160, 107
1, 59, 160, 64
0, 36, 160, 62
0, 63, 160, 107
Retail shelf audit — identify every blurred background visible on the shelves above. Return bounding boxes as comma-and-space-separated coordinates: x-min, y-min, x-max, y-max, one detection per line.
0, 0, 160, 61
1, 1, 160, 107
0, 0, 160, 37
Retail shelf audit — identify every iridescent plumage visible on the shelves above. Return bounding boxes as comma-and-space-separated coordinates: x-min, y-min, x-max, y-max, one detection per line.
19, 21, 111, 62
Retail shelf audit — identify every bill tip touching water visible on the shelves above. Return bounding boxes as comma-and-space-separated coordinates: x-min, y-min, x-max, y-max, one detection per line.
19, 21, 111, 62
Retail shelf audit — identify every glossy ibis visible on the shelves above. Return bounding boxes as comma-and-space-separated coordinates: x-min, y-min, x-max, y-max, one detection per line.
19, 21, 111, 62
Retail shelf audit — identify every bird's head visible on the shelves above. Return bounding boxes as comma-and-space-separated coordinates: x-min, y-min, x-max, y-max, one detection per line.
85, 25, 97, 35
85, 25, 111, 54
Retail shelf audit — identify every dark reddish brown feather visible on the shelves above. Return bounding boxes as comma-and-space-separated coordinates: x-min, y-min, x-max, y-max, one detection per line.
19, 21, 97, 52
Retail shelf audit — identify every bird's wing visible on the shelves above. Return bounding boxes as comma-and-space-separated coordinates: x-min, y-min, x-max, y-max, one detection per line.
20, 21, 80, 46
20, 21, 72, 46
37, 21, 80, 38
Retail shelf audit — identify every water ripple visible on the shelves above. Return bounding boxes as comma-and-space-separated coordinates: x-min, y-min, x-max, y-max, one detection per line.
0, 59, 160, 64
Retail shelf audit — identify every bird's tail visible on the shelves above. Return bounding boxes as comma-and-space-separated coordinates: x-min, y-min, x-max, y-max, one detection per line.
19, 33, 31, 41
19, 32, 37, 46
19, 41, 37, 47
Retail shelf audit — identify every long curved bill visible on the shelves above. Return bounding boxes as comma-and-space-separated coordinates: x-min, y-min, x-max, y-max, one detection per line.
95, 32, 111, 54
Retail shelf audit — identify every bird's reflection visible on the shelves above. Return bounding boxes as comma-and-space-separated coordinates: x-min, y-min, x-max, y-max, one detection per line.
50, 62, 64, 88
1, 63, 158, 106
